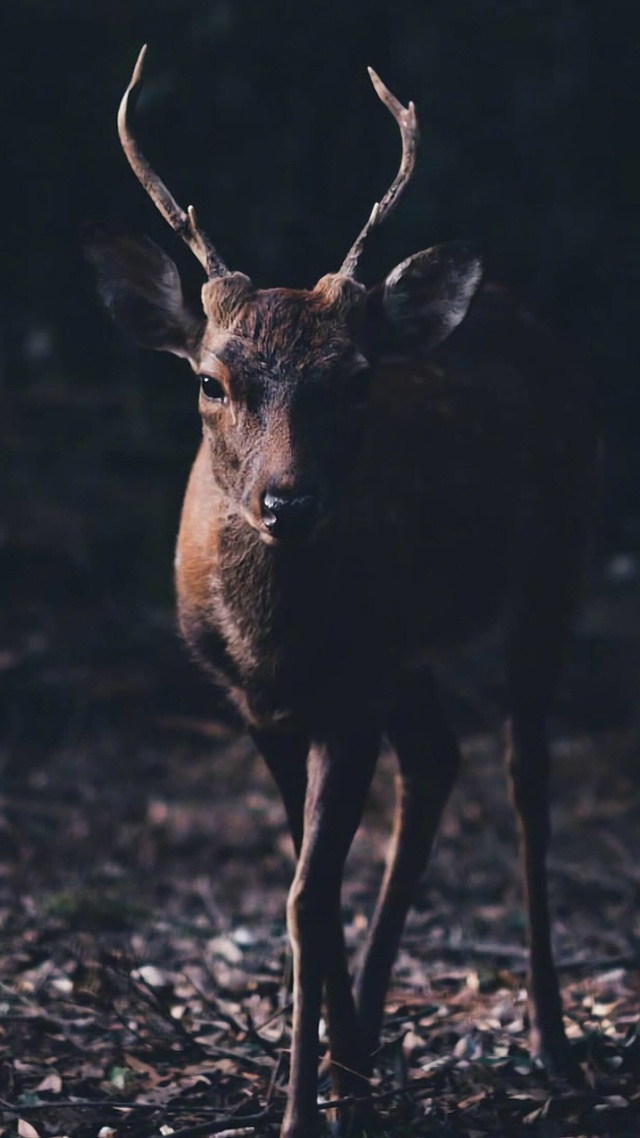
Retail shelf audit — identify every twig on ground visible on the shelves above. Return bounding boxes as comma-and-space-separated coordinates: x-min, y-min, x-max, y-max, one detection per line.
147, 1110, 275, 1138
548, 856, 640, 895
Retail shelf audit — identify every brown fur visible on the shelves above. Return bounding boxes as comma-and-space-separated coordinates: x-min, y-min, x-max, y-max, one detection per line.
175, 281, 595, 729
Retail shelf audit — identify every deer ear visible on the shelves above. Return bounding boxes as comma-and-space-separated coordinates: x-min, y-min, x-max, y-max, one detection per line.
84, 228, 204, 358
365, 242, 483, 361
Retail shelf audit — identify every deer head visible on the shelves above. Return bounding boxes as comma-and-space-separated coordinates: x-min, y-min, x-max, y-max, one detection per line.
86, 46, 483, 544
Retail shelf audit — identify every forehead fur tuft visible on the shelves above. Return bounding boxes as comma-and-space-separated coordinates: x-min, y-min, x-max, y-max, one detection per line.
206, 286, 363, 373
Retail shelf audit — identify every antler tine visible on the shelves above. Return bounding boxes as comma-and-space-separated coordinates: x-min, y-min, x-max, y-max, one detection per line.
339, 68, 419, 278
117, 44, 229, 278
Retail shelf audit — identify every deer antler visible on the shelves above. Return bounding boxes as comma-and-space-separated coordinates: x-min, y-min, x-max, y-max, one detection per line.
118, 45, 229, 278
339, 68, 419, 278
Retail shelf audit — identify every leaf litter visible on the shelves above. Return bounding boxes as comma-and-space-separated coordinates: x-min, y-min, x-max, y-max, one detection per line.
1, 688, 640, 1136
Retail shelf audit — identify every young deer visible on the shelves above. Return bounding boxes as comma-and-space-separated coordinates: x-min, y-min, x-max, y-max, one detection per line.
87, 46, 597, 1138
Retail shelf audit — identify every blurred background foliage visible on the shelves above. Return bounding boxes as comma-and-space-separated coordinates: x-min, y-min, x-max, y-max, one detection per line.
1, 0, 639, 757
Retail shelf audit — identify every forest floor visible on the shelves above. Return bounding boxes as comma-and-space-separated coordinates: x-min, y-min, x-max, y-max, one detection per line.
2, 586, 640, 1138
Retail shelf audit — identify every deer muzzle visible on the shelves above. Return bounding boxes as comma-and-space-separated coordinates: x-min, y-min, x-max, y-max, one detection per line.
260, 487, 322, 542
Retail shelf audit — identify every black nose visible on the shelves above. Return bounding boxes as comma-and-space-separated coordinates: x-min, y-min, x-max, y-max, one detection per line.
261, 489, 319, 540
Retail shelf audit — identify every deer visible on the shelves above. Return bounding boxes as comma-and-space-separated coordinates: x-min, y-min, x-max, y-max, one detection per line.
86, 45, 598, 1138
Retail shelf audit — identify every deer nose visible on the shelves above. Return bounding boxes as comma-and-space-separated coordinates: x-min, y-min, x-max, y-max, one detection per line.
260, 489, 319, 540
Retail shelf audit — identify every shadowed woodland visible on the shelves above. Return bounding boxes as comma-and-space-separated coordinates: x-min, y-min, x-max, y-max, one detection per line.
2, 2, 640, 1136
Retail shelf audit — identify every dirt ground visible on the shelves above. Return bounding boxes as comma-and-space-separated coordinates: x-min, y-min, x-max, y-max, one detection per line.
2, 583, 640, 1138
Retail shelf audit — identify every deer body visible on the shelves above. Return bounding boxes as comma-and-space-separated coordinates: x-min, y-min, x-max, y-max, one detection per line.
88, 47, 597, 1138
176, 285, 533, 731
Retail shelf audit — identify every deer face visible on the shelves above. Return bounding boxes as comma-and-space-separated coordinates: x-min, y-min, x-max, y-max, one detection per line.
195, 275, 372, 543
86, 232, 482, 544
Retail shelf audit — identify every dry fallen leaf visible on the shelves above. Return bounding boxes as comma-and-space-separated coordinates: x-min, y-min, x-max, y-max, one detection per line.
18, 1121, 40, 1138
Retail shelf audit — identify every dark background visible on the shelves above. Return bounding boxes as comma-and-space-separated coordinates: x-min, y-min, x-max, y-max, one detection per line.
2, 0, 640, 765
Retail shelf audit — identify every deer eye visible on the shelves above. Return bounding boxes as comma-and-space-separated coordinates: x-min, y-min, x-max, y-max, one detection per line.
200, 375, 227, 403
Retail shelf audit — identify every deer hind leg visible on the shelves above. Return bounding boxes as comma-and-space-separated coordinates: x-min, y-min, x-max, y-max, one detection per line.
253, 727, 379, 1138
505, 527, 589, 1073
504, 704, 571, 1071
354, 668, 461, 1062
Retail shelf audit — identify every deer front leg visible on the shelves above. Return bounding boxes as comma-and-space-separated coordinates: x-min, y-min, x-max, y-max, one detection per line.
251, 729, 370, 1106
354, 668, 461, 1060
281, 729, 379, 1138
